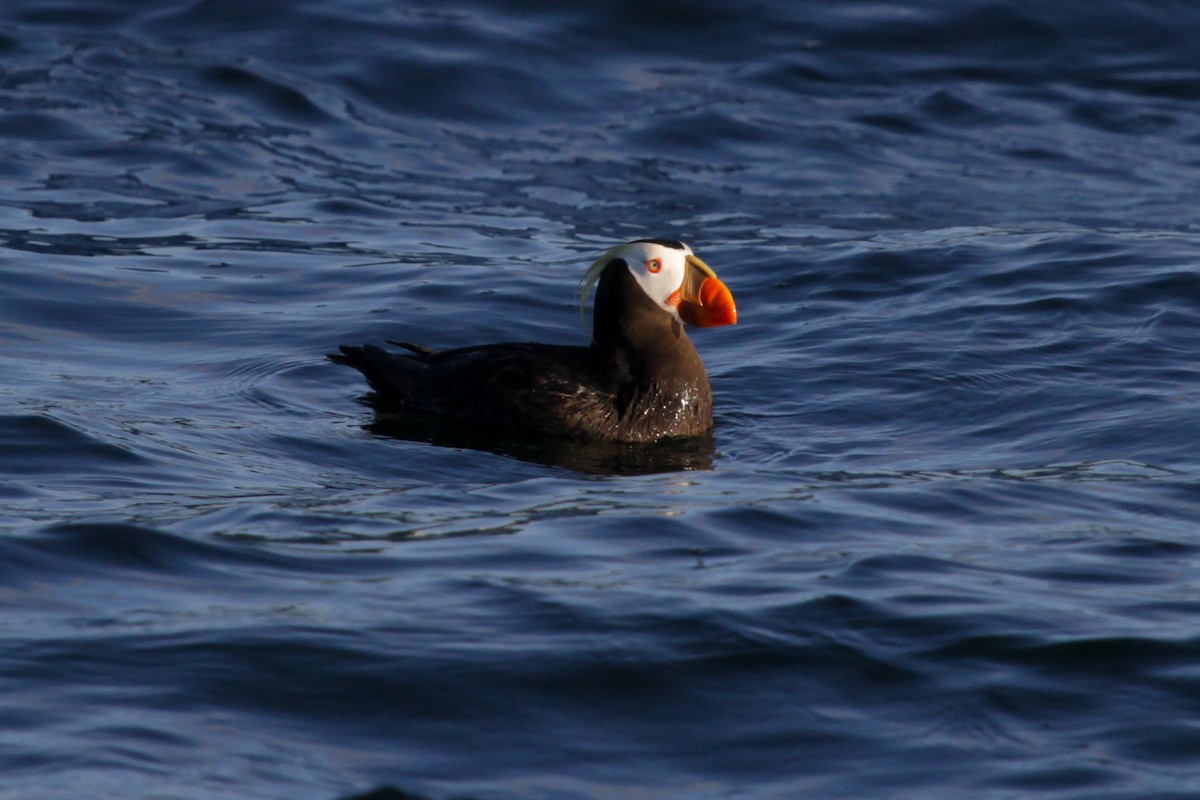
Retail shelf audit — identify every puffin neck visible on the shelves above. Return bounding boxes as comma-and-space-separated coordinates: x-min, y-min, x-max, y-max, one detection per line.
591, 259, 687, 361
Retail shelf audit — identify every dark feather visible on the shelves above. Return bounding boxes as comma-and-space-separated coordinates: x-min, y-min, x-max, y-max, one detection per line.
330, 258, 714, 442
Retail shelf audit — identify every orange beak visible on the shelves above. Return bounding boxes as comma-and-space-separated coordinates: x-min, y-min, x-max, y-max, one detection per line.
671, 255, 737, 328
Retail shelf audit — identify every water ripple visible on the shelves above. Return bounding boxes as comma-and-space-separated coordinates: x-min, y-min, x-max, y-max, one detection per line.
3, 2, 1200, 799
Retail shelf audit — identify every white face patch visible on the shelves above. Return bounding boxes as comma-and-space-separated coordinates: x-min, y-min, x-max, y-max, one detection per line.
624, 241, 691, 314
578, 239, 694, 322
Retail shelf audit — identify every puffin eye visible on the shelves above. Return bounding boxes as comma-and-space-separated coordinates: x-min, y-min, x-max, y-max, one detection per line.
645, 258, 663, 274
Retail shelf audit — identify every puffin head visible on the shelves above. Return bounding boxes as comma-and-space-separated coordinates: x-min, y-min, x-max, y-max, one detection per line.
579, 239, 737, 328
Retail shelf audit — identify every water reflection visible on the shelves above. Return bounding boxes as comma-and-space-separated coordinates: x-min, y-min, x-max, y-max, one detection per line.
362, 404, 716, 475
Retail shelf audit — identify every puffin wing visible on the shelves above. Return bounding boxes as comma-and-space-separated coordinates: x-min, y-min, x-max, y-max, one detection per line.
330, 342, 621, 438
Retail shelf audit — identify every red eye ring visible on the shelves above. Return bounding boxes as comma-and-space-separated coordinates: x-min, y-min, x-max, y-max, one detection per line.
645, 258, 663, 274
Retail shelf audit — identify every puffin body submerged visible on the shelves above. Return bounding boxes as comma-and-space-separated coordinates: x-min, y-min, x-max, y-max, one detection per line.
330, 239, 736, 443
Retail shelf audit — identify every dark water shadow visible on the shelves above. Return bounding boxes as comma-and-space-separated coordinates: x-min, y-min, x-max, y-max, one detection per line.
338, 788, 470, 800
360, 401, 716, 476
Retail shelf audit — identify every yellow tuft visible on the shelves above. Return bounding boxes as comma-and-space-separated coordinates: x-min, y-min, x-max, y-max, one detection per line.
577, 245, 622, 327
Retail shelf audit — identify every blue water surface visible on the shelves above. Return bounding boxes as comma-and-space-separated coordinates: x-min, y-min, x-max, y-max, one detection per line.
2, 1, 1199, 798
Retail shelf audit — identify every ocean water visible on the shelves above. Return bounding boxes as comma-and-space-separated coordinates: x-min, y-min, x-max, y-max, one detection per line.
2, 1, 1200, 798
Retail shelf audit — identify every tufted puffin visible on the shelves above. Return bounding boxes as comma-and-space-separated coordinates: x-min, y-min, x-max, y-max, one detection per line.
329, 239, 736, 443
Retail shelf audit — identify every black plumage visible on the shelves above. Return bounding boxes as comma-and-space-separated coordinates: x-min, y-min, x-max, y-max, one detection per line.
330, 242, 734, 443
